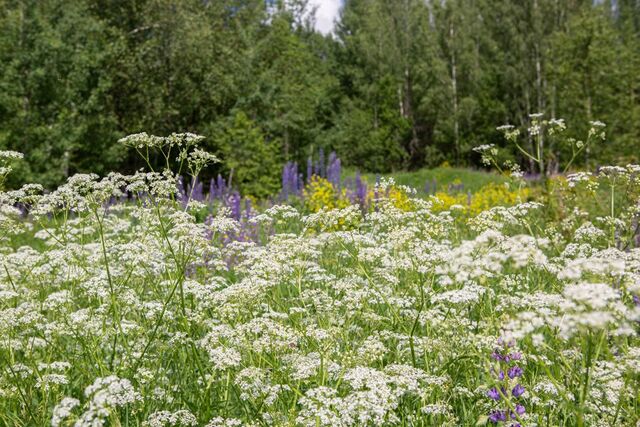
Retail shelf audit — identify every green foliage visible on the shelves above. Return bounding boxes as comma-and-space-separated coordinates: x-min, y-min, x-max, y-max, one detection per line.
0, 0, 125, 187
211, 111, 281, 198
548, 5, 640, 166
329, 96, 409, 173
356, 166, 508, 194
0, 0, 640, 190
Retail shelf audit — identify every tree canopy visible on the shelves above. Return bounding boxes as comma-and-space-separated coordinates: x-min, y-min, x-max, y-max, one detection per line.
1, 0, 639, 192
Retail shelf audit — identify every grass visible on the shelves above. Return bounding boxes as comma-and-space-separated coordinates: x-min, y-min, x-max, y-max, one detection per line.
3, 137, 639, 426
347, 167, 508, 194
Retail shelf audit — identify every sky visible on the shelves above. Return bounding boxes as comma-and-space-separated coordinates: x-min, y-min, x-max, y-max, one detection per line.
309, 0, 342, 35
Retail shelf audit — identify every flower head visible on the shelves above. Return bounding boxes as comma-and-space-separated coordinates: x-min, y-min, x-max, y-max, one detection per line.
508, 366, 523, 379
512, 384, 525, 398
487, 387, 501, 401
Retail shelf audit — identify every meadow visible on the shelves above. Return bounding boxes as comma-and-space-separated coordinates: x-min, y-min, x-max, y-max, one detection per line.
1, 123, 640, 427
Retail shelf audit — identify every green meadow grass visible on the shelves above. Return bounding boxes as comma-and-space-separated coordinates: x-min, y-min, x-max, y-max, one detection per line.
346, 167, 508, 193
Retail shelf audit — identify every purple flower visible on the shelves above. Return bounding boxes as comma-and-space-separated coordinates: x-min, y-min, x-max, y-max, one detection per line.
327, 152, 341, 189
488, 342, 526, 425
487, 387, 501, 401
208, 174, 228, 201
512, 384, 525, 398
489, 410, 507, 423
281, 161, 301, 200
508, 366, 523, 379
355, 172, 368, 210
187, 177, 204, 202
306, 157, 313, 183
177, 176, 188, 207
491, 351, 504, 361
227, 191, 241, 221
503, 352, 521, 363
512, 404, 525, 418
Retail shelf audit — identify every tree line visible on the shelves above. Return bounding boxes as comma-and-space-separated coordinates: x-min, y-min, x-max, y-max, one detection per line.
1, 0, 639, 193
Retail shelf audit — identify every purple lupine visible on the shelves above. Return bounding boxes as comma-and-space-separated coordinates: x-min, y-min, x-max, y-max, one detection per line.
487, 342, 526, 425
243, 197, 258, 242
294, 163, 302, 195
244, 198, 252, 218
281, 161, 304, 200
432, 178, 437, 194
281, 162, 293, 201
489, 411, 507, 423
448, 182, 464, 193
218, 174, 227, 196
327, 151, 337, 171
467, 190, 472, 206
491, 348, 521, 363
306, 157, 313, 183
204, 214, 214, 241
327, 152, 341, 189
424, 181, 430, 195
234, 220, 249, 243
176, 176, 188, 207
507, 352, 522, 362
512, 384, 525, 398
216, 174, 228, 198
188, 177, 204, 202
208, 178, 216, 202
344, 177, 355, 203
208, 174, 228, 202
487, 388, 501, 401
289, 162, 297, 196
285, 168, 293, 196
227, 191, 242, 221
508, 366, 523, 379
514, 405, 525, 417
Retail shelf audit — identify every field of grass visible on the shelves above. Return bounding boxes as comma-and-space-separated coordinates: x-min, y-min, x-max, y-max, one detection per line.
1, 138, 640, 426
350, 167, 508, 194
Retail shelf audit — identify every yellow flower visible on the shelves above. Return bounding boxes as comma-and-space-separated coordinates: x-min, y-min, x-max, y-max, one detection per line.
431, 182, 529, 215
303, 176, 350, 212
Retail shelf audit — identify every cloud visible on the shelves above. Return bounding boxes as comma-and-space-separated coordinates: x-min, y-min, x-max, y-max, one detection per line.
309, 0, 342, 35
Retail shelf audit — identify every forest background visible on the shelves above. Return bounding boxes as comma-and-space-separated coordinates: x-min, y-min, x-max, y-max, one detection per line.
1, 0, 639, 196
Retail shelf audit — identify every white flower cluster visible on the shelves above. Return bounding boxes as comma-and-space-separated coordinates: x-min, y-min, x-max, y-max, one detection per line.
119, 132, 205, 149
143, 410, 198, 426
2, 157, 640, 425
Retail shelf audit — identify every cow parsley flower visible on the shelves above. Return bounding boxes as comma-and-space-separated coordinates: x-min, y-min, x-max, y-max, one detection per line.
143, 410, 198, 426
51, 397, 80, 427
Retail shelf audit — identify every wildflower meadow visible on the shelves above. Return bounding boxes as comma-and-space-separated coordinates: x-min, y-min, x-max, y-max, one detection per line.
1, 119, 640, 427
